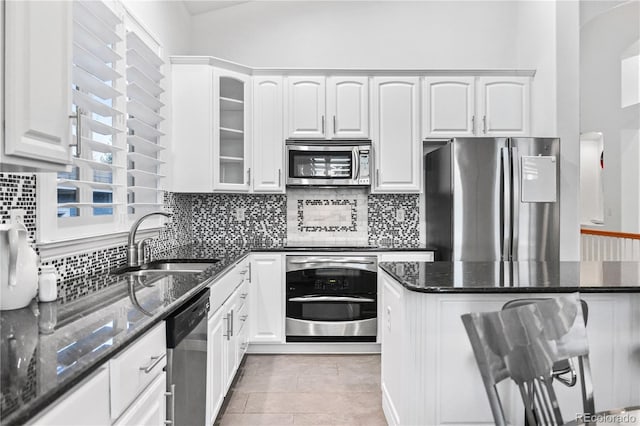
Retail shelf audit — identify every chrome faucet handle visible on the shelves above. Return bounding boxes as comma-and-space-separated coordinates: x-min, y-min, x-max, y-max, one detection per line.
137, 238, 153, 265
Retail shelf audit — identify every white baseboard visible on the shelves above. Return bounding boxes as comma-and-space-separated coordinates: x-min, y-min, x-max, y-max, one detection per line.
247, 342, 381, 354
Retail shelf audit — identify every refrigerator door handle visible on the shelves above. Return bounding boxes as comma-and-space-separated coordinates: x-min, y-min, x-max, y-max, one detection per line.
511, 146, 520, 260
501, 147, 511, 261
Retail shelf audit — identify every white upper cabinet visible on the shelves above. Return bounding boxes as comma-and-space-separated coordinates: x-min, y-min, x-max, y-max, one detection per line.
214, 68, 252, 192
327, 77, 369, 138
372, 77, 421, 193
170, 63, 251, 193
253, 76, 285, 193
2, 0, 73, 171
171, 64, 213, 192
286, 76, 369, 139
286, 77, 326, 138
476, 76, 530, 136
423, 76, 531, 138
422, 77, 475, 137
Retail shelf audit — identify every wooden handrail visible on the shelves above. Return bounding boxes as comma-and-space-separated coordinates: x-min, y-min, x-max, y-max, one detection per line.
581, 228, 640, 240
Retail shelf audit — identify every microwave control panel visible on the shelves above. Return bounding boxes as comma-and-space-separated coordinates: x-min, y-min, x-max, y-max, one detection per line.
358, 151, 370, 185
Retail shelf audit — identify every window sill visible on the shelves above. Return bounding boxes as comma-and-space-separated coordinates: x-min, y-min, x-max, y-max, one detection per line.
37, 227, 165, 261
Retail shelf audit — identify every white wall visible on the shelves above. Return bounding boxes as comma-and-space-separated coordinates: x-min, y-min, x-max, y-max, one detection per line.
580, 0, 640, 233
515, 0, 557, 137
556, 0, 581, 260
189, 1, 520, 68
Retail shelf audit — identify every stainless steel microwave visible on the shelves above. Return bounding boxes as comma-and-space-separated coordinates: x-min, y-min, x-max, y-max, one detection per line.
285, 140, 371, 186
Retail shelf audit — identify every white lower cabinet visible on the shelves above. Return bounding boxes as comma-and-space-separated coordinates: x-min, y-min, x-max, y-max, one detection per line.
206, 308, 225, 426
249, 254, 284, 344
31, 323, 167, 426
206, 259, 251, 424
222, 293, 239, 393
30, 366, 111, 425
109, 323, 167, 422
113, 374, 166, 426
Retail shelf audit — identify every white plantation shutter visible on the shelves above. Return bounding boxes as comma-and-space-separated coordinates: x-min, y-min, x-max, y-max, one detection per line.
42, 0, 168, 244
125, 28, 166, 216
58, 0, 125, 221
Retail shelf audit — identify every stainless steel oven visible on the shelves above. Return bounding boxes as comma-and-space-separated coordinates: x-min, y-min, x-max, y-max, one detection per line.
285, 255, 377, 342
285, 140, 371, 186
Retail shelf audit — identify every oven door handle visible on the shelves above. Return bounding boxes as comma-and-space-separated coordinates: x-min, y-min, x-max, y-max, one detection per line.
353, 149, 360, 182
288, 296, 375, 303
288, 259, 376, 265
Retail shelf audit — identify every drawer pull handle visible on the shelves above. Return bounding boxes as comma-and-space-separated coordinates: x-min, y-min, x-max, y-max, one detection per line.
240, 314, 248, 321
240, 268, 249, 275
240, 293, 248, 299
140, 353, 166, 374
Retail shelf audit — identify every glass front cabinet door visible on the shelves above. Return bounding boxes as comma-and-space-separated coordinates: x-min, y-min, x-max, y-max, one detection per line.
213, 69, 252, 191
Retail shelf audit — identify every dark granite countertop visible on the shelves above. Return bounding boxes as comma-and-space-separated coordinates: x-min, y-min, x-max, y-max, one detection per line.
0, 244, 249, 426
379, 261, 640, 293
0, 243, 433, 424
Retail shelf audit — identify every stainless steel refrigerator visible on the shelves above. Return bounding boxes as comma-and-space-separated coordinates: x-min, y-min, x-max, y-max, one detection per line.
424, 137, 560, 261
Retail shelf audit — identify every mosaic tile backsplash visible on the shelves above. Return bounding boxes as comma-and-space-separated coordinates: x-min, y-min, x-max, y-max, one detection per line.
2, 173, 420, 302
191, 193, 287, 247
287, 189, 368, 245
0, 173, 37, 242
368, 193, 421, 248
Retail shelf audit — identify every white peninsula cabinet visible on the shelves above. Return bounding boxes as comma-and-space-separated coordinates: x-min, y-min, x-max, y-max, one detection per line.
171, 60, 251, 192
286, 76, 369, 139
380, 270, 640, 426
253, 77, 285, 193
423, 76, 531, 138
371, 77, 421, 193
2, 0, 74, 171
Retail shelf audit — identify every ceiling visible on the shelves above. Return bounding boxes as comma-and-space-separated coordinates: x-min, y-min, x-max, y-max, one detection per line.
182, 1, 250, 15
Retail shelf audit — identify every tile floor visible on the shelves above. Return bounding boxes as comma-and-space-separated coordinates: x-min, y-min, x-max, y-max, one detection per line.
215, 354, 386, 426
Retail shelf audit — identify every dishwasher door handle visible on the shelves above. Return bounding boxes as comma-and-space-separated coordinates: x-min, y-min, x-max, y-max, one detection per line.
164, 383, 176, 425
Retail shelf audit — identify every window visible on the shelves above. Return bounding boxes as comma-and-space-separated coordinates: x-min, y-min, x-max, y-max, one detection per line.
39, 0, 165, 244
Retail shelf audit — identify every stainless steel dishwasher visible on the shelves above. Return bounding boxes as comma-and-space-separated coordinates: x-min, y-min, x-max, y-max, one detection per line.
165, 288, 210, 426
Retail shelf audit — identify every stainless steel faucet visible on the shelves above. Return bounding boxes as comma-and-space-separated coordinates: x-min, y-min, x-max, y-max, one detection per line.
127, 211, 171, 267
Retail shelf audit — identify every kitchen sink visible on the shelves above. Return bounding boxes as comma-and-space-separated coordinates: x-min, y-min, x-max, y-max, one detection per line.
111, 259, 220, 277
